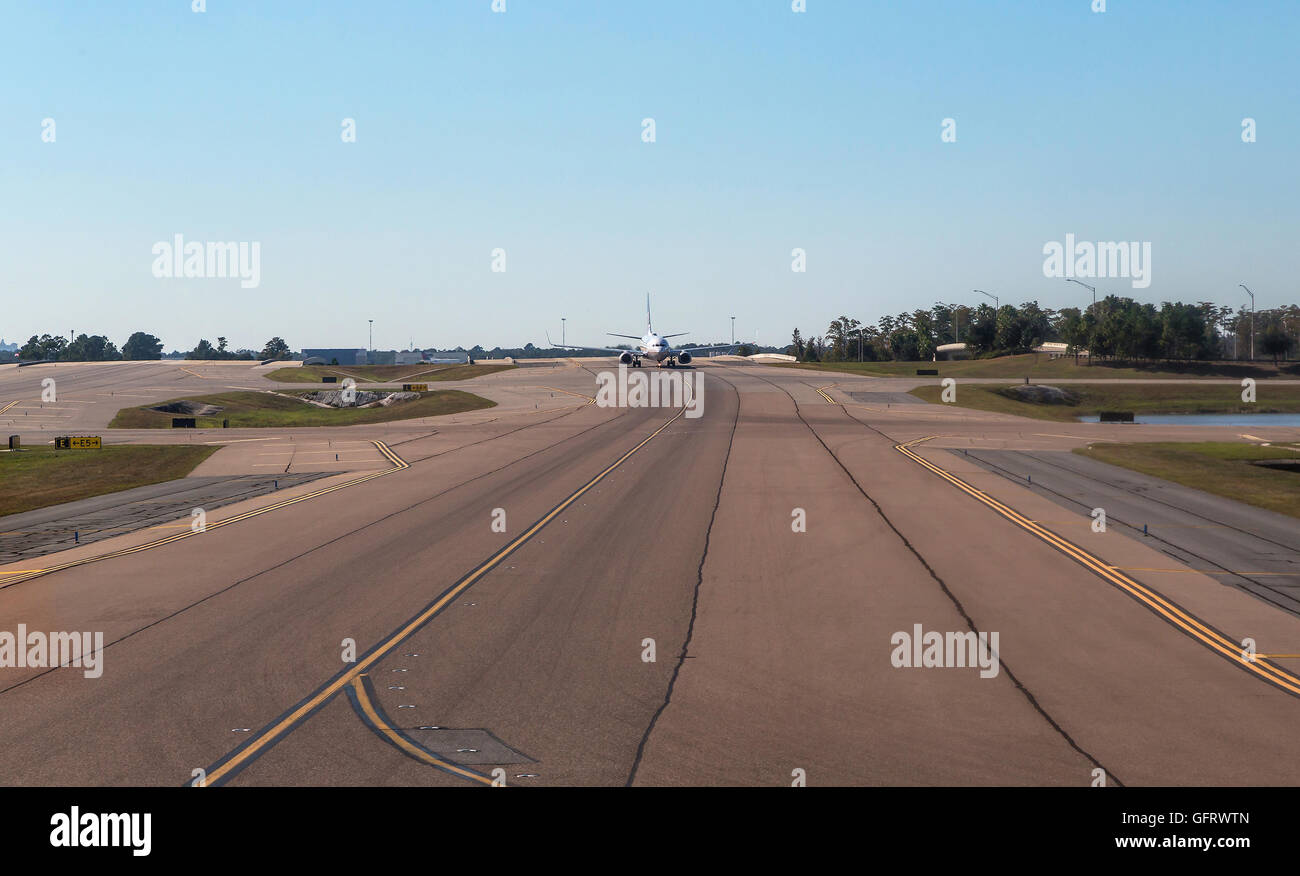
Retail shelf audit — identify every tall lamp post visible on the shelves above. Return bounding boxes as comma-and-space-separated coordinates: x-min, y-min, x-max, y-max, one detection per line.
1239, 285, 1255, 361
975, 291, 999, 354
368, 320, 373, 353
1064, 277, 1097, 309
562, 318, 566, 347
731, 316, 736, 346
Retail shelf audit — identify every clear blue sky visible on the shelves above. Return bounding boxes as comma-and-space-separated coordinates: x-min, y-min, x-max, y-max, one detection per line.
2, 0, 1296, 352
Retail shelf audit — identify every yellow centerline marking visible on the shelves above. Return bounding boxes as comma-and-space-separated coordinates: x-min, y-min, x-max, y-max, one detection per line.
895, 436, 1300, 697
201, 406, 686, 786
0, 440, 409, 587
1113, 567, 1299, 576
0, 400, 20, 415
349, 676, 492, 785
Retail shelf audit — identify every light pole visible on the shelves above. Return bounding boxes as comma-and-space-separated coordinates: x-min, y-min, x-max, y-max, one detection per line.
1064, 277, 1097, 309
1240, 285, 1255, 361
951, 304, 961, 343
731, 316, 735, 346
975, 291, 998, 351
368, 320, 373, 353
562, 318, 566, 347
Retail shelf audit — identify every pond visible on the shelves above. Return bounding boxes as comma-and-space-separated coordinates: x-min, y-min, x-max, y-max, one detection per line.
1077, 413, 1300, 426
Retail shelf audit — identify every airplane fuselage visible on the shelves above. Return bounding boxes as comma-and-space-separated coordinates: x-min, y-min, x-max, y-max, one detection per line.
637, 332, 672, 363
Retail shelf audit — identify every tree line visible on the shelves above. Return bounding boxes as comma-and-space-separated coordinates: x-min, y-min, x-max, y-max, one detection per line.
15, 333, 292, 362
792, 299, 1299, 364
425, 342, 767, 359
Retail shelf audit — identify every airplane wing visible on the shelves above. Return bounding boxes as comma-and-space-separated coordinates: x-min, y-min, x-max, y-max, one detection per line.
606, 333, 643, 340
668, 343, 736, 356
546, 332, 639, 355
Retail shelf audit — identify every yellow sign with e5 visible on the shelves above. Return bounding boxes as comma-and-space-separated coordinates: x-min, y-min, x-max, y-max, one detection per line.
55, 436, 102, 449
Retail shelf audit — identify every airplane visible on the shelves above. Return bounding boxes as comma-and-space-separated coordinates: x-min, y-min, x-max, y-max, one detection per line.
547, 295, 734, 368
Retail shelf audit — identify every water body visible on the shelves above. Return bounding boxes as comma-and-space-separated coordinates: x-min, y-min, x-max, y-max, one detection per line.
1077, 412, 1300, 427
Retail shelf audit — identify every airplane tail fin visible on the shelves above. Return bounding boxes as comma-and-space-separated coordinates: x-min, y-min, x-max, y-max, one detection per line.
646, 293, 653, 333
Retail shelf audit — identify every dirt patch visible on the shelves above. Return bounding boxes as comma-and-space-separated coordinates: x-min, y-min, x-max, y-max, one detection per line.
1250, 459, 1300, 474
299, 390, 421, 409
997, 384, 1079, 405
151, 400, 224, 416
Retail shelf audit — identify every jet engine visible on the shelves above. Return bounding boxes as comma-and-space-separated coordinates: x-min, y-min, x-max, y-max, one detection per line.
677, 351, 692, 365
619, 351, 635, 365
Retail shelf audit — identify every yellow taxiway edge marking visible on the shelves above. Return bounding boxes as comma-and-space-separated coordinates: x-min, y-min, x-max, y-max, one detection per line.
0, 400, 20, 415
202, 437, 284, 445
201, 407, 686, 786
349, 676, 492, 785
0, 441, 409, 589
535, 385, 596, 404
895, 436, 1300, 696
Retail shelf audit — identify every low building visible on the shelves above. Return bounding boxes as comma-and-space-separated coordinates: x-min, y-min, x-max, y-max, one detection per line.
1033, 342, 1088, 359
302, 348, 367, 365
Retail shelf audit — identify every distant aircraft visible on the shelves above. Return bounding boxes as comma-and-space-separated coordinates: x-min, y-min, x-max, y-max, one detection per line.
548, 295, 733, 367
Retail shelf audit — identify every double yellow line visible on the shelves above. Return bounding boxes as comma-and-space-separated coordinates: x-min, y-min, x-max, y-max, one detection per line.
0, 440, 409, 588
348, 676, 493, 786
895, 436, 1300, 697
0, 400, 19, 415
201, 407, 686, 786
814, 385, 837, 404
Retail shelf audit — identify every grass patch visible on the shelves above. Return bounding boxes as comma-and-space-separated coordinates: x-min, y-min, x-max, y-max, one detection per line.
1075, 441, 1300, 519
779, 354, 1300, 380
109, 390, 496, 429
0, 444, 218, 518
263, 363, 514, 383
908, 382, 1300, 422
